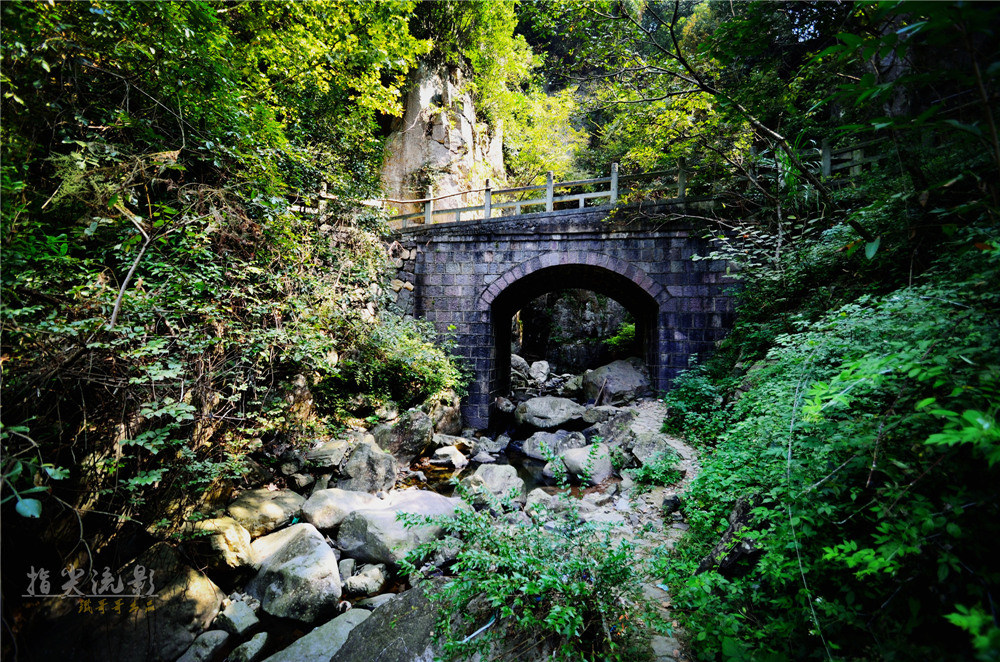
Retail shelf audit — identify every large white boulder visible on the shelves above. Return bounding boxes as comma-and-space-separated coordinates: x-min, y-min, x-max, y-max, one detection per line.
247, 523, 342, 623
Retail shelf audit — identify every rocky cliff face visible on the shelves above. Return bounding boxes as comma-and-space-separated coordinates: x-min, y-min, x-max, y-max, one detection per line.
381, 64, 504, 218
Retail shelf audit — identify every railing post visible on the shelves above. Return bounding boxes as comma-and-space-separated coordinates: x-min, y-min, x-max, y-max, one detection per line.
484, 179, 492, 220
610, 163, 619, 205
424, 186, 434, 225
821, 139, 832, 177
545, 171, 554, 212
850, 148, 863, 177
319, 181, 328, 217
677, 157, 687, 199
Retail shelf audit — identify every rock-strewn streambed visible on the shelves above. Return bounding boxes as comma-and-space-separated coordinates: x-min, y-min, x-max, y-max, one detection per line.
24, 357, 697, 662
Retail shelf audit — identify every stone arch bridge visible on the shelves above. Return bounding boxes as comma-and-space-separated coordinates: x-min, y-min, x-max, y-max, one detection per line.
388, 201, 737, 430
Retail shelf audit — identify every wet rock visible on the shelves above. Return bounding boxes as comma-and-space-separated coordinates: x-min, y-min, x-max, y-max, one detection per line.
344, 563, 388, 596
215, 599, 258, 636
247, 523, 342, 623
261, 608, 370, 662
302, 488, 382, 530
514, 396, 586, 429
336, 440, 398, 493
192, 517, 253, 569
522, 430, 586, 461
583, 358, 651, 405
460, 464, 526, 506
560, 443, 613, 485
372, 410, 434, 466
430, 445, 468, 469
336, 490, 467, 567
176, 630, 228, 662
229, 632, 268, 662
228, 489, 305, 538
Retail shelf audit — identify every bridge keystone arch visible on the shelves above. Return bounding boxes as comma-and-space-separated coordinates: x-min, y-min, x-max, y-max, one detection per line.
390, 204, 737, 429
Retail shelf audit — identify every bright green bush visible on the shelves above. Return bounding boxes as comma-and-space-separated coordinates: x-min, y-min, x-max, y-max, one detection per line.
401, 473, 664, 661
660, 233, 1000, 660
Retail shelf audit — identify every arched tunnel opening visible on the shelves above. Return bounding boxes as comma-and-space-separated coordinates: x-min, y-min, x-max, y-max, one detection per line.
488, 263, 661, 423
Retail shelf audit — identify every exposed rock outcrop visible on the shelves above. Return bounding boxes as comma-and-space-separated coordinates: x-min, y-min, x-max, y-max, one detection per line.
381, 64, 504, 220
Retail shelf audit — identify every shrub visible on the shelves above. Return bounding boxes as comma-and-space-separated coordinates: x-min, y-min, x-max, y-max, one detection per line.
401, 472, 664, 661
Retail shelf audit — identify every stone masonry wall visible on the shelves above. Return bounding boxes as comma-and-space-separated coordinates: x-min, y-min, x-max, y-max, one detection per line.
388, 203, 737, 429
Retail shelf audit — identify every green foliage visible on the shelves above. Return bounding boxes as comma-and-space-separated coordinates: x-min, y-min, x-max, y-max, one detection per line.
0, 0, 454, 534
315, 316, 466, 418
661, 366, 726, 445
627, 451, 682, 489
401, 477, 660, 661
603, 321, 636, 353
659, 234, 1000, 660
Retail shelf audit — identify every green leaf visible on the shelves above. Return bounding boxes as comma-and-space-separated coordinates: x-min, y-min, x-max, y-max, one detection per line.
16, 498, 42, 518
865, 237, 881, 260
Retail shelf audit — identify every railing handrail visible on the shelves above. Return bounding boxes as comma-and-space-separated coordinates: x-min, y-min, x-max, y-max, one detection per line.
287, 133, 907, 224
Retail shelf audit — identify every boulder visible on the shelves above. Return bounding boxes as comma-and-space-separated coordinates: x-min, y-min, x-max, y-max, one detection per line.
474, 434, 509, 455
305, 439, 352, 470
558, 374, 584, 398
229, 632, 268, 662
333, 586, 438, 662
430, 445, 468, 469
372, 410, 434, 465
460, 464, 526, 506
339, 557, 356, 580
261, 608, 371, 662
583, 405, 619, 424
336, 440, 398, 493
176, 630, 228, 662
215, 600, 259, 636
336, 490, 466, 566
631, 431, 678, 466
495, 396, 516, 414
560, 443, 613, 485
510, 354, 531, 377
514, 396, 585, 429
522, 430, 586, 461
192, 517, 253, 569
428, 389, 463, 435
471, 451, 496, 463
247, 523, 342, 623
344, 563, 387, 596
529, 360, 550, 384
432, 433, 475, 452
302, 488, 382, 530
227, 489, 305, 538
582, 358, 650, 405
